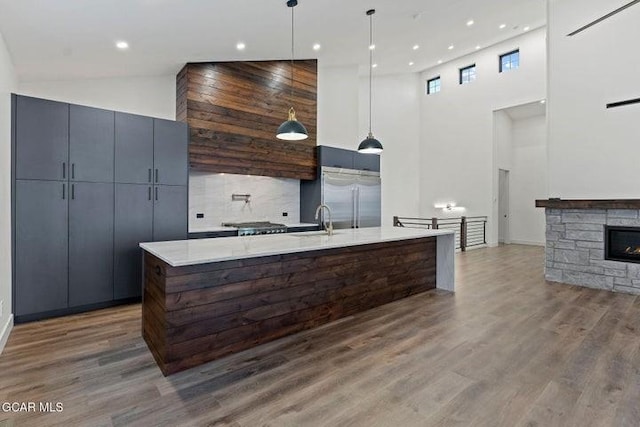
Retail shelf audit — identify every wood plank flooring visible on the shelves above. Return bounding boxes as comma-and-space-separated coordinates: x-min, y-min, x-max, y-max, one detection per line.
1, 244, 639, 426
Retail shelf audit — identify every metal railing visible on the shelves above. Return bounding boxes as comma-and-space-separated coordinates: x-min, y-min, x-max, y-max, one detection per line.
393, 215, 488, 251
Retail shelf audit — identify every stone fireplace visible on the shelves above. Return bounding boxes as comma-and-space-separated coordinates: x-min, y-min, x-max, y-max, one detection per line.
536, 199, 640, 295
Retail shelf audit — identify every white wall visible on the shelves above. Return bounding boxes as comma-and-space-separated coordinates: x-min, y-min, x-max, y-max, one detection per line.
189, 172, 300, 231
494, 110, 513, 171
547, 0, 640, 198
510, 114, 547, 245
359, 73, 421, 225
317, 65, 360, 149
18, 75, 176, 120
0, 31, 17, 353
419, 28, 546, 245
317, 65, 421, 226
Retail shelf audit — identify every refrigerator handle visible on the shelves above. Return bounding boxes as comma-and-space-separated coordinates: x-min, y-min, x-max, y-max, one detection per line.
352, 187, 357, 228
356, 187, 361, 228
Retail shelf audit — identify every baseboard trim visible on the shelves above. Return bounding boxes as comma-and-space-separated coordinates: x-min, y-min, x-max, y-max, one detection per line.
0, 314, 14, 355
14, 297, 141, 324
510, 240, 545, 247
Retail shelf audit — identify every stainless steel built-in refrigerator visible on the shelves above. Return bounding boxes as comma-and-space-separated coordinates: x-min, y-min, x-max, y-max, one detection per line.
301, 166, 381, 229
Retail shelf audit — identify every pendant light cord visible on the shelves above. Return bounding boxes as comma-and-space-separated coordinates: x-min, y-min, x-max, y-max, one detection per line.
290, 4, 295, 103
368, 11, 373, 136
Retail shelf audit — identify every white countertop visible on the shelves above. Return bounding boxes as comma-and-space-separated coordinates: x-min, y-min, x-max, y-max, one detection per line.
141, 226, 454, 267
188, 223, 319, 233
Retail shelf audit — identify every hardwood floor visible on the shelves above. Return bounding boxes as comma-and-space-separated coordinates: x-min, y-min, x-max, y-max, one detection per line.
1, 244, 639, 426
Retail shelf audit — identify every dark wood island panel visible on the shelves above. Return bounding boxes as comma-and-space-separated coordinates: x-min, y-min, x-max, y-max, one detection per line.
142, 237, 437, 375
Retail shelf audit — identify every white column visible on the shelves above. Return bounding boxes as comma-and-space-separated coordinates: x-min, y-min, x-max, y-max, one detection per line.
436, 233, 455, 291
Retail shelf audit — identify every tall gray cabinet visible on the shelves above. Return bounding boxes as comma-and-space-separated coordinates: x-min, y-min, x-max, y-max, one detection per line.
12, 95, 189, 322
113, 113, 188, 300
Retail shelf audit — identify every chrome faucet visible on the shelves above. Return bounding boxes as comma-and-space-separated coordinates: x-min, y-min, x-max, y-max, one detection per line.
314, 204, 334, 236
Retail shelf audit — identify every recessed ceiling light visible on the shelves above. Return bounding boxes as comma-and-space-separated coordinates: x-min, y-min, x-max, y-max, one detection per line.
437, 60, 443, 64
475, 45, 481, 50
540, 100, 546, 104
413, 44, 420, 50
448, 45, 454, 50
369, 44, 376, 50
523, 26, 530, 32
467, 20, 474, 26
236, 42, 246, 51
313, 43, 321, 51
372, 63, 378, 68
499, 24, 507, 29
115, 41, 129, 50
409, 61, 414, 66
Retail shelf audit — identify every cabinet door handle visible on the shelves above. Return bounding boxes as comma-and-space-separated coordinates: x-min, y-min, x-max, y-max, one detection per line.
62, 162, 66, 179
155, 169, 159, 183
148, 186, 151, 201
62, 183, 66, 200
155, 187, 158, 201
71, 184, 75, 200
71, 163, 75, 179
148, 168, 152, 183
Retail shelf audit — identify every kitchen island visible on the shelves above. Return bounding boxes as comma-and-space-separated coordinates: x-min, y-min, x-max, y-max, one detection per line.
140, 227, 455, 375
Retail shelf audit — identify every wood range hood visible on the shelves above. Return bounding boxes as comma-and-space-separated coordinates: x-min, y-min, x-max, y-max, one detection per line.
176, 60, 318, 180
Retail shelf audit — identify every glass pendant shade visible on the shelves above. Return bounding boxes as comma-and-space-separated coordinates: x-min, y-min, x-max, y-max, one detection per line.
277, 107, 308, 141
358, 133, 383, 154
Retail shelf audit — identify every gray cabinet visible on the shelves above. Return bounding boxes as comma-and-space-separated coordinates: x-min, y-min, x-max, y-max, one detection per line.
154, 119, 189, 186
318, 146, 353, 169
15, 96, 69, 181
68, 183, 114, 307
69, 105, 115, 183
154, 185, 188, 242
317, 145, 380, 172
114, 184, 153, 299
353, 152, 380, 172
13, 94, 189, 321
15, 180, 68, 316
115, 113, 154, 184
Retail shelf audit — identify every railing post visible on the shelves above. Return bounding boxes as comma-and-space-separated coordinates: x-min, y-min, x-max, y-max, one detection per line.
460, 216, 467, 252
431, 217, 438, 230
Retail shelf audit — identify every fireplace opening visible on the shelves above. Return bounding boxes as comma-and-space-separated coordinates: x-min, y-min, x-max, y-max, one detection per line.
605, 226, 640, 263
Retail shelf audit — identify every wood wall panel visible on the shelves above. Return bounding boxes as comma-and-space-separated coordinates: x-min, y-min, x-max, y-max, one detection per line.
142, 238, 437, 375
535, 199, 640, 209
176, 60, 318, 180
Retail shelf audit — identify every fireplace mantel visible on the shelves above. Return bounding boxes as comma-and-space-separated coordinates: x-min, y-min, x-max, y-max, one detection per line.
536, 199, 640, 209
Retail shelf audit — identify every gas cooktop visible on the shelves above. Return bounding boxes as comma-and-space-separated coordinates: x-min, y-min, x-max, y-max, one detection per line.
221, 221, 288, 236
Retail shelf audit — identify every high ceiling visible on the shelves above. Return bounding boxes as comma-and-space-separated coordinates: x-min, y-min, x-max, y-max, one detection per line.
0, 0, 546, 82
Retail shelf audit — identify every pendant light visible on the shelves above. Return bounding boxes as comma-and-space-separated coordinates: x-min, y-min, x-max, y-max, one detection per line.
277, 0, 309, 141
358, 9, 383, 154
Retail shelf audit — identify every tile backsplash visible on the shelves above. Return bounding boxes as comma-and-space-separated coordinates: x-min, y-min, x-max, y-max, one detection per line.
189, 172, 301, 230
